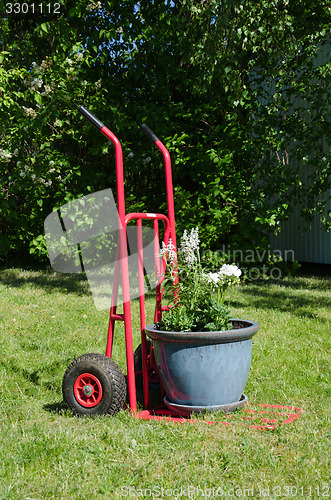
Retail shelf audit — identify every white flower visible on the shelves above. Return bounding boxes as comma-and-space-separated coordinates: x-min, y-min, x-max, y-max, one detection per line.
179, 227, 200, 267
40, 59, 51, 71
22, 107, 37, 118
219, 264, 242, 278
31, 61, 45, 74
160, 238, 177, 265
0, 149, 12, 162
87, 0, 101, 9
30, 78, 43, 89
42, 85, 52, 95
208, 272, 220, 284
67, 59, 73, 66
143, 157, 151, 164
203, 272, 220, 286
160, 242, 167, 258
128, 152, 134, 159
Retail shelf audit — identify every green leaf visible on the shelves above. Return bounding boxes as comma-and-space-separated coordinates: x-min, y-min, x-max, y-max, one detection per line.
35, 94, 42, 105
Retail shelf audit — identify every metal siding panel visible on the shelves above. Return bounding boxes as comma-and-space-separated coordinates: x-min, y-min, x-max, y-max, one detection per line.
270, 42, 330, 264
270, 193, 331, 264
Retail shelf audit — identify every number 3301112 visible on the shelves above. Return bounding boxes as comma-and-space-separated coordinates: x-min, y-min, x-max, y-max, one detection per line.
5, 3, 61, 14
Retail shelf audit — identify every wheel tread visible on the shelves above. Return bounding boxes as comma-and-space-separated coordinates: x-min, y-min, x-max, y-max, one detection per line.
62, 353, 126, 416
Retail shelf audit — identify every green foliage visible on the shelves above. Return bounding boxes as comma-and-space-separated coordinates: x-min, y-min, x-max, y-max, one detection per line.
0, 0, 330, 263
161, 305, 196, 333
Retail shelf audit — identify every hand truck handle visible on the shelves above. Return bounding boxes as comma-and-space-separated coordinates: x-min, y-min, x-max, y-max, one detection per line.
78, 105, 105, 130
141, 124, 160, 143
141, 124, 177, 257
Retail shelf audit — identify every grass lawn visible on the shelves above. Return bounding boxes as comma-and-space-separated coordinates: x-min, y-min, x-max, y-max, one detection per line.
0, 266, 330, 499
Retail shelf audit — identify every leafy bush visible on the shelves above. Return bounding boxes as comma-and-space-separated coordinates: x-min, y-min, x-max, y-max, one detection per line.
0, 0, 330, 264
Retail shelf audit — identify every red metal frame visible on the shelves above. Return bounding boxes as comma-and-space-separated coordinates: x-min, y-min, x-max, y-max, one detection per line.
79, 109, 303, 428
99, 124, 175, 416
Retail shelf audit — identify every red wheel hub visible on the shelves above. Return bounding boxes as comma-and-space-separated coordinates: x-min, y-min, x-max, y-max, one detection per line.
74, 373, 103, 407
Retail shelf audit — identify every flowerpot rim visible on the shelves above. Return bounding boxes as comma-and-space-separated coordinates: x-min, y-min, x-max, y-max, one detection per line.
145, 319, 260, 344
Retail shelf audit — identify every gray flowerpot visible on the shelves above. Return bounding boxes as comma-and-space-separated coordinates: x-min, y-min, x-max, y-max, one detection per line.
145, 319, 259, 410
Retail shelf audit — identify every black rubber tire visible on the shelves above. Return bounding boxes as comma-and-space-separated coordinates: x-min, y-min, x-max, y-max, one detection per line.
62, 353, 126, 416
134, 341, 162, 407
134, 339, 152, 372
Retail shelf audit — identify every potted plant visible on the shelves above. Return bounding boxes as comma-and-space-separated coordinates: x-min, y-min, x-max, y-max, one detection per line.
145, 228, 259, 414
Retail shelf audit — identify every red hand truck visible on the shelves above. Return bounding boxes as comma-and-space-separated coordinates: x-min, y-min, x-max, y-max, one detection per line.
62, 106, 177, 418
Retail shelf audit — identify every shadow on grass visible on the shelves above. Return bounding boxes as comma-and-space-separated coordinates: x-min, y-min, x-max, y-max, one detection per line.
296, 262, 331, 279
0, 267, 90, 296
43, 401, 70, 414
243, 277, 331, 322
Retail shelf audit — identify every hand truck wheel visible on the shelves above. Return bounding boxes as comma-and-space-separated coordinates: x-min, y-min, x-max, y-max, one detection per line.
62, 353, 126, 416
134, 340, 162, 407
